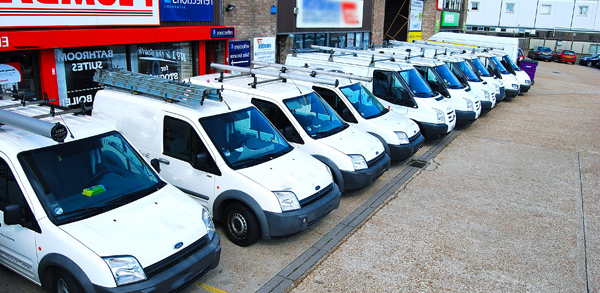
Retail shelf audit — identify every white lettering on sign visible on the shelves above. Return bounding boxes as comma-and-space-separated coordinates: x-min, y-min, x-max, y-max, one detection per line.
71, 61, 103, 71
56, 50, 113, 62
0, 37, 8, 47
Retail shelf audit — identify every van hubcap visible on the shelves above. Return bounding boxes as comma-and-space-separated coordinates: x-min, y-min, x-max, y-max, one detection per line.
228, 212, 247, 239
57, 279, 69, 293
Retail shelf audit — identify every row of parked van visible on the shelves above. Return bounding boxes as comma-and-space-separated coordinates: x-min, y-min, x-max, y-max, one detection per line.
0, 36, 532, 293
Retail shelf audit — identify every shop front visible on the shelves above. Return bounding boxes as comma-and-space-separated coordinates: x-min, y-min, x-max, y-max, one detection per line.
0, 0, 233, 106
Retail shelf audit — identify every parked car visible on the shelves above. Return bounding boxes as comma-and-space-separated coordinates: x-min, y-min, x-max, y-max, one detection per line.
578, 54, 599, 67
517, 48, 524, 65
527, 46, 553, 61
552, 49, 577, 64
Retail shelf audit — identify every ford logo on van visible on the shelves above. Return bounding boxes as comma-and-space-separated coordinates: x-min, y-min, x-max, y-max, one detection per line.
174, 242, 183, 249
315, 185, 321, 191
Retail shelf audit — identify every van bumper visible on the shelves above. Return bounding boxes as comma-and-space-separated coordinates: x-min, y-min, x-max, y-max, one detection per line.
264, 183, 341, 237
456, 110, 478, 124
94, 233, 221, 293
505, 88, 519, 98
520, 84, 531, 93
420, 122, 452, 138
481, 100, 494, 112
341, 153, 390, 191
389, 133, 425, 161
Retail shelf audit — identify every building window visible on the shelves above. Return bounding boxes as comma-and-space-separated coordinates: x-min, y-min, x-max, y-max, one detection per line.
540, 4, 551, 15
443, 0, 462, 11
578, 5, 588, 16
471, 2, 479, 11
505, 3, 515, 13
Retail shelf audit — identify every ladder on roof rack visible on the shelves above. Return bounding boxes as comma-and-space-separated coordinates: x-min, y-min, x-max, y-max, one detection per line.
93, 69, 223, 105
252, 61, 372, 82
210, 63, 340, 88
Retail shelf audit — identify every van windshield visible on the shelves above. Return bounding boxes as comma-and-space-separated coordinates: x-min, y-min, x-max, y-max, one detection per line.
502, 55, 522, 72
200, 107, 292, 170
456, 61, 481, 81
398, 68, 435, 98
469, 58, 492, 77
490, 57, 509, 74
339, 83, 389, 119
284, 92, 349, 139
18, 131, 164, 225
434, 65, 462, 89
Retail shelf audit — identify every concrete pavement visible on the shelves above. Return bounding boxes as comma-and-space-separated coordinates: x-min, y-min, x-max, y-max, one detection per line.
291, 61, 600, 292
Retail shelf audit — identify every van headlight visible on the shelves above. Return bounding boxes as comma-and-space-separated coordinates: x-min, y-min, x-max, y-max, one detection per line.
202, 208, 216, 241
512, 84, 519, 90
482, 90, 491, 101
463, 98, 474, 111
274, 191, 300, 211
103, 256, 146, 286
349, 154, 368, 170
394, 131, 409, 144
494, 84, 500, 94
435, 109, 444, 123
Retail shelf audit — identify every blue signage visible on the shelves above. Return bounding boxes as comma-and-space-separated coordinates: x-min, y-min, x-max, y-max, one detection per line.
211, 28, 235, 39
160, 0, 213, 22
228, 41, 251, 67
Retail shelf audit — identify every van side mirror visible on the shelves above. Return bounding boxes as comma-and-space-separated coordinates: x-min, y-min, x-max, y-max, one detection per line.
341, 109, 356, 123
150, 159, 161, 173
4, 204, 22, 226
192, 153, 209, 170
282, 126, 302, 143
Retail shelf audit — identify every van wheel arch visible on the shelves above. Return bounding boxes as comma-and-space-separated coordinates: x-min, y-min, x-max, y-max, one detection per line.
311, 155, 344, 193
212, 191, 269, 241
367, 132, 391, 158
39, 254, 94, 293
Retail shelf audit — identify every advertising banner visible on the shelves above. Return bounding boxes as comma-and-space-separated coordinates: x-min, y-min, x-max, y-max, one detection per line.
297, 0, 363, 28
229, 41, 251, 67
136, 44, 191, 81
0, 63, 21, 85
159, 0, 213, 22
0, 0, 159, 28
253, 37, 276, 64
409, 0, 423, 32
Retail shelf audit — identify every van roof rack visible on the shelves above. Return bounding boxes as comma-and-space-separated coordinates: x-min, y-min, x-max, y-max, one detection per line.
210, 63, 340, 88
309, 45, 406, 66
252, 61, 372, 82
0, 93, 80, 142
93, 69, 222, 106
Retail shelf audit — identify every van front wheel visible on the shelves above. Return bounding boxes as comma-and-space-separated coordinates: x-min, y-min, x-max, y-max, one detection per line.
224, 202, 260, 247
55, 270, 82, 293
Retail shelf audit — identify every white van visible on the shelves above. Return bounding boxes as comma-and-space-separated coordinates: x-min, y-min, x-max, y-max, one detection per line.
399, 40, 507, 102
253, 62, 425, 161
474, 51, 521, 98
0, 97, 220, 292
370, 48, 482, 122
285, 51, 456, 139
194, 64, 391, 194
489, 49, 531, 93
426, 32, 521, 66
431, 54, 497, 112
93, 69, 341, 247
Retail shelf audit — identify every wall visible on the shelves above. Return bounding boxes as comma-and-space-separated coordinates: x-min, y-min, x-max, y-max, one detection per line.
372, 0, 386, 45
422, 0, 441, 39
223, 0, 277, 41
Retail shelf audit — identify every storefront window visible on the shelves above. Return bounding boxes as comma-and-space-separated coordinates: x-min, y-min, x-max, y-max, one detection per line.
330, 33, 347, 48
0, 51, 40, 101
347, 33, 356, 48
55, 46, 127, 107
130, 42, 193, 82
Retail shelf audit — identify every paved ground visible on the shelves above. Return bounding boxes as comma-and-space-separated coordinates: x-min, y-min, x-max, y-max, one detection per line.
1, 60, 598, 293
290, 61, 600, 292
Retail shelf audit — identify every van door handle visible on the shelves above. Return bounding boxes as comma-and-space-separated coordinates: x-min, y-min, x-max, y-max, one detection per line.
150, 158, 170, 173
156, 158, 170, 165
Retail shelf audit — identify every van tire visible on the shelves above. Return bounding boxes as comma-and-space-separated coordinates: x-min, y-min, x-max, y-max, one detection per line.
224, 202, 260, 247
55, 270, 82, 293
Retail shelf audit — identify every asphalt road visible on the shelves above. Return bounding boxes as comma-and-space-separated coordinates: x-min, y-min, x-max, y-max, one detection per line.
1, 60, 598, 293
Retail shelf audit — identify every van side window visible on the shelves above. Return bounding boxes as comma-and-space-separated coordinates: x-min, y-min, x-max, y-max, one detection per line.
251, 98, 304, 144
0, 158, 40, 232
372, 71, 391, 99
163, 116, 219, 174
312, 87, 357, 123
